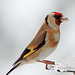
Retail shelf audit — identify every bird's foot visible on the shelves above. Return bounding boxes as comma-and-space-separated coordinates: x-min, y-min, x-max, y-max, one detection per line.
38, 60, 55, 70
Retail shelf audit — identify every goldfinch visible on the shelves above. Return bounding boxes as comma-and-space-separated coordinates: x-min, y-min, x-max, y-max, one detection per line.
6, 12, 68, 75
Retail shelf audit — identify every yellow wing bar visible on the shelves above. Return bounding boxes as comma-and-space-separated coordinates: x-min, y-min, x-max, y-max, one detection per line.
23, 46, 36, 58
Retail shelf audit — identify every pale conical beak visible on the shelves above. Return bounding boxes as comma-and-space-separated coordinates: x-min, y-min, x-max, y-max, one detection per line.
60, 16, 69, 22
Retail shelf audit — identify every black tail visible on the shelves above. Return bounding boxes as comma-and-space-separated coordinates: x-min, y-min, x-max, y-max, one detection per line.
6, 63, 20, 75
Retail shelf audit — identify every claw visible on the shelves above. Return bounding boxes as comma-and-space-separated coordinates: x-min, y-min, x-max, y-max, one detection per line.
45, 64, 51, 70
38, 60, 55, 70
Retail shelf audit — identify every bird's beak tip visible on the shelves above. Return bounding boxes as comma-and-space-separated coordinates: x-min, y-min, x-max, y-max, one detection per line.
61, 16, 69, 22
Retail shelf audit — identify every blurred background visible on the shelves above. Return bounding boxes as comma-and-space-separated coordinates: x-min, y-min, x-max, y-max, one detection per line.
0, 0, 75, 75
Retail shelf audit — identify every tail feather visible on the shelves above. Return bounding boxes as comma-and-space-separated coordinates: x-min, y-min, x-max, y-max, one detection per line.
6, 63, 20, 75
13, 57, 22, 66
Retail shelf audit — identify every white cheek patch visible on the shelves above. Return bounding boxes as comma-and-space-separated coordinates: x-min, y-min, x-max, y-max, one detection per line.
54, 33, 60, 42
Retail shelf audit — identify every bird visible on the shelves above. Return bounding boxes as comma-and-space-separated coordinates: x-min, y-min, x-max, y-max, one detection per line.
6, 12, 68, 75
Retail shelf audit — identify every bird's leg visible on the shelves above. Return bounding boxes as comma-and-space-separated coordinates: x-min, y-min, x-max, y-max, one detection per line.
39, 60, 55, 65
45, 64, 49, 70
38, 60, 55, 70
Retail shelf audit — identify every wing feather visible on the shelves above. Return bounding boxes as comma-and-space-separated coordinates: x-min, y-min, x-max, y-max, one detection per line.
14, 30, 47, 65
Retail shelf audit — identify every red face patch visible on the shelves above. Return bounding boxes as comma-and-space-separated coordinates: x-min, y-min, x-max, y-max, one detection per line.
54, 12, 62, 16
54, 12, 63, 26
55, 19, 60, 25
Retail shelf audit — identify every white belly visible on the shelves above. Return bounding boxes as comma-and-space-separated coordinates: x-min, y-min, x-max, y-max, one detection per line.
35, 46, 57, 61
35, 33, 60, 61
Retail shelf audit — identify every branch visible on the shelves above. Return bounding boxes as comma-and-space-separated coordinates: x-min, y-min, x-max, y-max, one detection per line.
42, 57, 75, 75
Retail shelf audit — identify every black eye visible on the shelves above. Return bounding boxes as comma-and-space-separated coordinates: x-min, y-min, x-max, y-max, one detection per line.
54, 15, 62, 19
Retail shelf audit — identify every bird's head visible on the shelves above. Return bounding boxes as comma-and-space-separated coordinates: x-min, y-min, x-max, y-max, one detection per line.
45, 12, 68, 29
